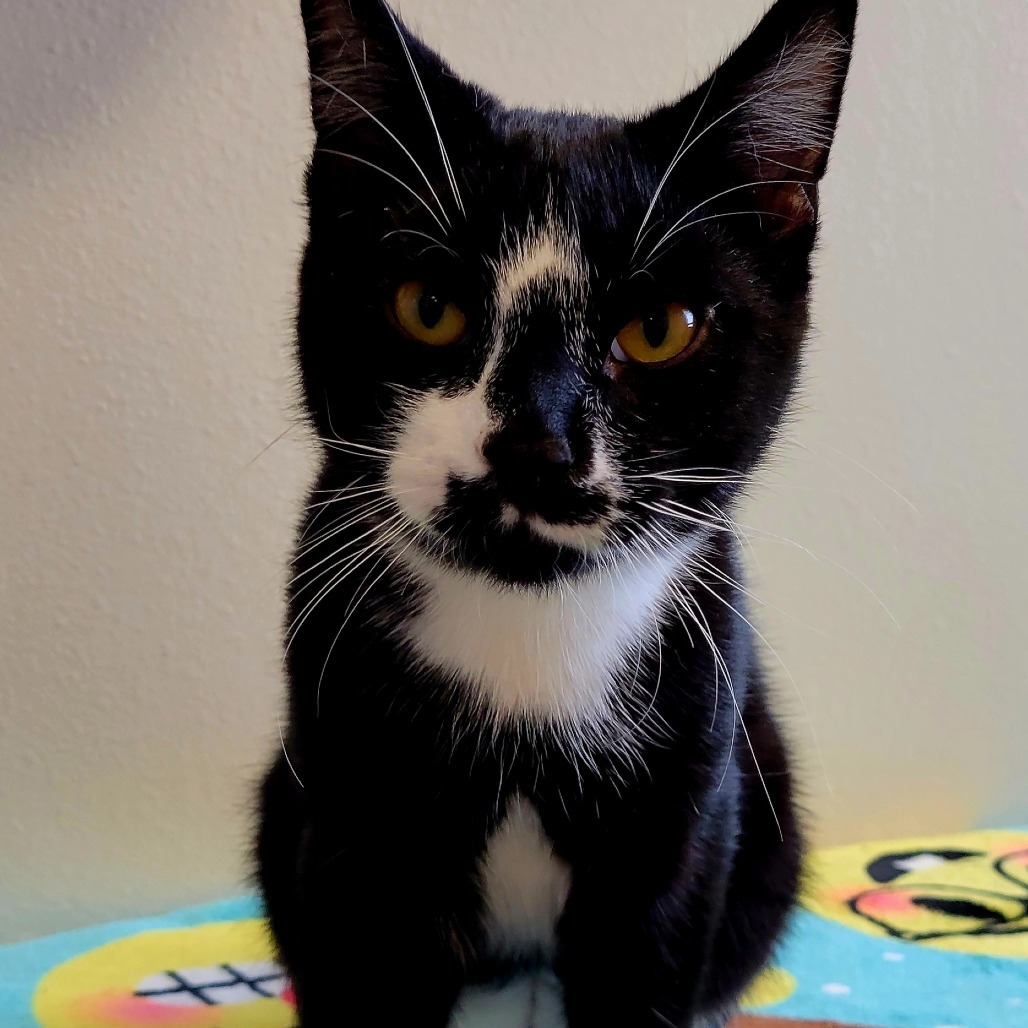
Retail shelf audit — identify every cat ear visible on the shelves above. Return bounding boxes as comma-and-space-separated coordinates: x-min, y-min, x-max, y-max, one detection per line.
716, 0, 857, 234
646, 0, 858, 239
300, 0, 478, 138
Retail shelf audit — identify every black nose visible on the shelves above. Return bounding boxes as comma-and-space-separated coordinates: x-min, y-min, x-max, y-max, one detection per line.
483, 419, 578, 513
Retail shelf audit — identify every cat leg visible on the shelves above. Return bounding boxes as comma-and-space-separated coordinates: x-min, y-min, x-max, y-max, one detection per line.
554, 829, 728, 1028
697, 692, 802, 1013
257, 757, 474, 1026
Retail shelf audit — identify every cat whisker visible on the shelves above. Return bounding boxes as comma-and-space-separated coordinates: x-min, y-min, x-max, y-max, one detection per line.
380, 228, 459, 260
284, 509, 407, 654
285, 527, 397, 662
638, 180, 810, 271
669, 574, 784, 842
686, 552, 833, 797
384, 4, 466, 219
278, 715, 304, 790
293, 495, 405, 565
316, 148, 449, 235
316, 434, 444, 472
316, 516, 421, 716
300, 483, 388, 549
731, 519, 901, 629
301, 480, 395, 512
632, 209, 787, 275
632, 70, 719, 259
641, 501, 723, 534
238, 423, 296, 474
311, 74, 452, 229
716, 702, 738, 792
292, 501, 401, 583
317, 440, 390, 462
787, 437, 921, 515
625, 471, 744, 485
630, 41, 799, 268
701, 498, 758, 562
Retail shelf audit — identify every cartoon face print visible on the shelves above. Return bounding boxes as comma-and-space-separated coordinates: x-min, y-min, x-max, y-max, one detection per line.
33, 919, 295, 1027
805, 831, 1028, 958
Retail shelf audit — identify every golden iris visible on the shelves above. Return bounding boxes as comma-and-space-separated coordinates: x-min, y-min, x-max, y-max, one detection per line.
613, 303, 699, 365
392, 281, 466, 345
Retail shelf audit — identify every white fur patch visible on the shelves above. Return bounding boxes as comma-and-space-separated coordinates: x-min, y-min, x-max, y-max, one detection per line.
387, 385, 493, 525
385, 215, 609, 543
479, 795, 571, 960
492, 218, 587, 320
524, 516, 607, 551
398, 542, 685, 729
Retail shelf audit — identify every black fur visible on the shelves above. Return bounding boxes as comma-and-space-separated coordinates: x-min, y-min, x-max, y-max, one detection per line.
257, 1, 857, 1024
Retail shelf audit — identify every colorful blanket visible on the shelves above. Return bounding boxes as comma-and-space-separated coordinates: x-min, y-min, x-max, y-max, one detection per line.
3, 830, 1026, 1027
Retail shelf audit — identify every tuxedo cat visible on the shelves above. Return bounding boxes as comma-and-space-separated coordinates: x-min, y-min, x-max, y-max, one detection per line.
256, 1, 857, 1024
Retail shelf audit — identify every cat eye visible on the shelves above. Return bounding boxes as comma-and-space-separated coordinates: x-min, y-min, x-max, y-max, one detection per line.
611, 303, 700, 366
392, 280, 467, 346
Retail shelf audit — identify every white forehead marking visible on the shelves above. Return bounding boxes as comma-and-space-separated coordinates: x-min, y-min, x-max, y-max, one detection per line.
492, 217, 588, 319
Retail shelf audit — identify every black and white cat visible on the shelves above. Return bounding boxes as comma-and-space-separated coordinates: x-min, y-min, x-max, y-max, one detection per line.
256, 1, 857, 1024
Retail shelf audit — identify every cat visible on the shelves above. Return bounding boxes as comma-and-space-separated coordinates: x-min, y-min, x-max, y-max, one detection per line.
256, 0, 858, 1025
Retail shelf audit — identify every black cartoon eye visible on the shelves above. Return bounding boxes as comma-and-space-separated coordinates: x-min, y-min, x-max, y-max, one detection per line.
865, 849, 982, 885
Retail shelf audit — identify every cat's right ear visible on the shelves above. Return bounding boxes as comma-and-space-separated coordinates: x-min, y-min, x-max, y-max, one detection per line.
632, 0, 858, 241
300, 0, 473, 140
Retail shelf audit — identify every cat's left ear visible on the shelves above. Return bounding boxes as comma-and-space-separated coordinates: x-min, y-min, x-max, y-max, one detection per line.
640, 0, 858, 238
300, 0, 490, 140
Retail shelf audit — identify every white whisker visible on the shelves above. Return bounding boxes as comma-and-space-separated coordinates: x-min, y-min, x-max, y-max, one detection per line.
311, 74, 452, 229
384, 5, 466, 218
316, 518, 420, 716
380, 227, 459, 260
639, 179, 809, 271
686, 554, 833, 797
278, 715, 304, 790
632, 70, 719, 259
316, 148, 449, 235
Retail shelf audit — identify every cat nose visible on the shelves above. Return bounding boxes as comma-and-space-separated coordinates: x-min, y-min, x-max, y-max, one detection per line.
483, 420, 577, 511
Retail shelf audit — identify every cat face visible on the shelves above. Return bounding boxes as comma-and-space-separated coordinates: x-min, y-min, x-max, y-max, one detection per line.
296, 0, 856, 587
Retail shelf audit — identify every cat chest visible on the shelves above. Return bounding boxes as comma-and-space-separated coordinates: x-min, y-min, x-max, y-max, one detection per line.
400, 550, 679, 725
478, 795, 571, 961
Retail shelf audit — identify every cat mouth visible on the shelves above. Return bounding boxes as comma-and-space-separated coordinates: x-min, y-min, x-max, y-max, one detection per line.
501, 504, 609, 552
417, 477, 614, 585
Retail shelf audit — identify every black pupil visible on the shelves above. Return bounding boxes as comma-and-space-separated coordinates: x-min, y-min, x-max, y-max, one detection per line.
417, 290, 446, 329
642, 308, 669, 348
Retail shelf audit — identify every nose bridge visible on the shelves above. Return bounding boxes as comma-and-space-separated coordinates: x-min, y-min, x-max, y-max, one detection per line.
485, 299, 583, 439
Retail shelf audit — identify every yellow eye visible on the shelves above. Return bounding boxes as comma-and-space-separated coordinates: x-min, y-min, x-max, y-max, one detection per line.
392, 280, 466, 345
612, 303, 700, 365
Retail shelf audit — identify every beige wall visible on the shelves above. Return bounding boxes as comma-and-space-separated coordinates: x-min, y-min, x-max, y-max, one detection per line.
1, 0, 1025, 943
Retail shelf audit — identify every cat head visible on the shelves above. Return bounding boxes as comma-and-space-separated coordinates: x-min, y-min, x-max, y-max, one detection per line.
296, 0, 857, 588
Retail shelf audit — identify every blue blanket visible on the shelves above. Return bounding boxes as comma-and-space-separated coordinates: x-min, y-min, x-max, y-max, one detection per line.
4, 830, 1027, 1027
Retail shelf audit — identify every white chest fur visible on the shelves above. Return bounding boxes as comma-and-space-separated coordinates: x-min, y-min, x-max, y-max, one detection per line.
397, 546, 683, 729
478, 795, 571, 960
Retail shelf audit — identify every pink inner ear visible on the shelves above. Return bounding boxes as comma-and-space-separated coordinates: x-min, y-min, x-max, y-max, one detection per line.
81, 992, 209, 1023
751, 178, 818, 240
